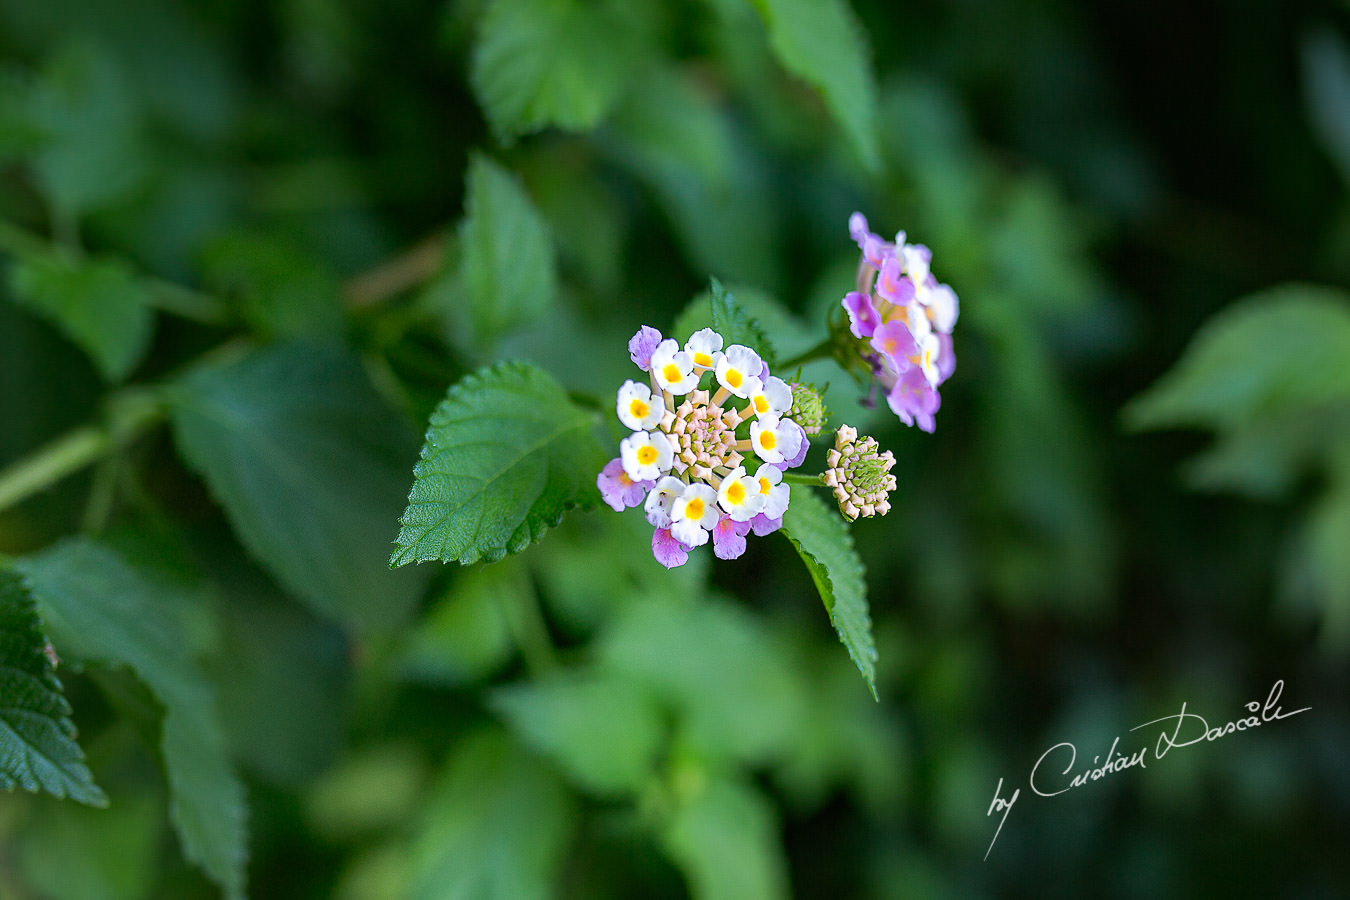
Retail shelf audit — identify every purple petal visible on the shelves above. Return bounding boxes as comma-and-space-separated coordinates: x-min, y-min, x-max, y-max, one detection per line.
870, 320, 918, 371
711, 515, 750, 560
598, 458, 651, 511
782, 420, 808, 468
842, 291, 880, 339
848, 212, 869, 244
629, 326, 663, 372
936, 332, 956, 384
876, 258, 916, 306
652, 527, 691, 569
862, 234, 891, 269
886, 367, 941, 433
750, 513, 782, 537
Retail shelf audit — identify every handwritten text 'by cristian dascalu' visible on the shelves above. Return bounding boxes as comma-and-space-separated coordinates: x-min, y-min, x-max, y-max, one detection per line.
983, 679, 1310, 860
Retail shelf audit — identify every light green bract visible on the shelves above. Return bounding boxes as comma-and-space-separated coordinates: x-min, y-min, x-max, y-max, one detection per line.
779, 487, 878, 697
392, 361, 603, 566
0, 567, 105, 807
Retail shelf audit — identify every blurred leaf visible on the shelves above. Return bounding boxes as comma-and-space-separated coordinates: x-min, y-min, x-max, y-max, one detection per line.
1282, 458, 1350, 646
1303, 27, 1350, 186
780, 487, 877, 697
597, 597, 806, 766
711, 279, 777, 366
395, 560, 522, 685
1125, 286, 1350, 431
455, 154, 557, 348
0, 67, 45, 160
1180, 405, 1350, 498
307, 744, 430, 843
19, 539, 247, 900
661, 777, 788, 900
750, 0, 879, 171
7, 250, 155, 381
27, 40, 150, 222
200, 230, 343, 339
407, 728, 573, 900
471, 0, 650, 140
168, 342, 427, 633
391, 361, 603, 567
491, 670, 664, 796
607, 65, 782, 290
0, 567, 105, 806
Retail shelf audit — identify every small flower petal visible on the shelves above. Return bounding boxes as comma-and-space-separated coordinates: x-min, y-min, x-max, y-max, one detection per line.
711, 514, 751, 560
843, 291, 881, 339
616, 380, 665, 430
652, 527, 691, 568
629, 326, 663, 371
598, 458, 650, 512
685, 328, 725, 370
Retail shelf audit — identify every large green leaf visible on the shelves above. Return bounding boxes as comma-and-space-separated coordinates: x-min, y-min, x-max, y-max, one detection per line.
168, 341, 427, 632
751, 0, 879, 170
7, 251, 155, 381
491, 670, 664, 796
471, 0, 650, 140
391, 361, 604, 566
1125, 286, 1350, 431
0, 567, 105, 806
661, 777, 788, 900
407, 728, 573, 900
780, 487, 877, 697
18, 539, 247, 900
457, 154, 557, 348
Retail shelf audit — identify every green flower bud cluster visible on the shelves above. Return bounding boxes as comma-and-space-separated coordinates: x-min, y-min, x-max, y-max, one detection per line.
822, 425, 896, 521
787, 382, 828, 435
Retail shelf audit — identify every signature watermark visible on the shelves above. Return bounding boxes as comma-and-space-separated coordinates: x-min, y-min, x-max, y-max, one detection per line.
984, 679, 1311, 860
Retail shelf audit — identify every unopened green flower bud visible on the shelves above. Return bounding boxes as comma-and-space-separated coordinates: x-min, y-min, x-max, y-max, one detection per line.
788, 382, 828, 435
822, 425, 896, 521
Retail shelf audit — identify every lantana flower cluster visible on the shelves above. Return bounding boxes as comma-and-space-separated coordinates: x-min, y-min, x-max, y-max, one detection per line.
597, 325, 810, 568
842, 213, 959, 432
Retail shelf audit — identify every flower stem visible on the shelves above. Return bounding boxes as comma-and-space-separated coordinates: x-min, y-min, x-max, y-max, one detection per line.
776, 337, 836, 371
782, 472, 826, 487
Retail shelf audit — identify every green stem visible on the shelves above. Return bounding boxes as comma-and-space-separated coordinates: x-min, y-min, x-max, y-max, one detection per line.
776, 337, 836, 371
782, 472, 825, 487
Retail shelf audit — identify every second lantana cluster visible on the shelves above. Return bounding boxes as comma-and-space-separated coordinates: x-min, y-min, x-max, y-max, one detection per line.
598, 325, 809, 568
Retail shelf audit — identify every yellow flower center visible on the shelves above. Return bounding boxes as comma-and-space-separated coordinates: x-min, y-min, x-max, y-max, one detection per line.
758, 477, 771, 494
630, 398, 650, 419
686, 497, 705, 520
662, 363, 682, 384
753, 395, 769, 414
726, 481, 745, 504
760, 430, 776, 450
637, 445, 658, 465
726, 369, 743, 389
694, 352, 713, 367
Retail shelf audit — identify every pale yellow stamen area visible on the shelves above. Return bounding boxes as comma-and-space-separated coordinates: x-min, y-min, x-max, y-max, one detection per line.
726, 369, 743, 389
662, 363, 681, 383
753, 395, 769, 414
686, 497, 705, 519
630, 398, 650, 418
726, 482, 745, 504
694, 352, 713, 367
758, 477, 771, 494
619, 472, 633, 486
637, 445, 658, 465
883, 338, 898, 354
760, 430, 776, 450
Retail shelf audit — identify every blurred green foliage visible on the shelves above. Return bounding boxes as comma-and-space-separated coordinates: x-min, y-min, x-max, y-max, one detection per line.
1, 0, 1348, 897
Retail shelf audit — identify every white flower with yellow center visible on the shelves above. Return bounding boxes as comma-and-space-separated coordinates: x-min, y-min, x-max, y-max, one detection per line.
747, 376, 792, 418
926, 283, 959, 334
670, 482, 719, 547
754, 465, 791, 519
716, 466, 766, 522
749, 414, 802, 465
650, 339, 699, 395
902, 244, 930, 295
620, 430, 674, 482
917, 332, 941, 386
684, 328, 725, 371
616, 380, 665, 431
715, 344, 763, 399
644, 475, 685, 528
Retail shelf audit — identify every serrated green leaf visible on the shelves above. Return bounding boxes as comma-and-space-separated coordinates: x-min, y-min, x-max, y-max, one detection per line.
675, 283, 815, 362
597, 598, 806, 766
471, 0, 650, 140
491, 671, 664, 796
168, 341, 427, 633
457, 154, 557, 347
7, 251, 155, 381
18, 539, 247, 900
779, 487, 877, 696
661, 777, 788, 900
751, 0, 879, 170
391, 361, 604, 567
710, 279, 777, 365
0, 567, 105, 806
1125, 286, 1350, 431
407, 728, 573, 900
